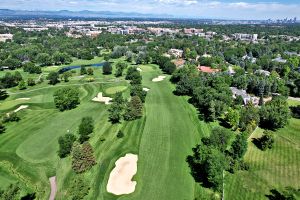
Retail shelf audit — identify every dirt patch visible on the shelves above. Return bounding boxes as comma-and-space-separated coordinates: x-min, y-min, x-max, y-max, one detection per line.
92, 93, 112, 105
107, 154, 138, 195
152, 75, 166, 82
14, 105, 29, 113
49, 176, 57, 200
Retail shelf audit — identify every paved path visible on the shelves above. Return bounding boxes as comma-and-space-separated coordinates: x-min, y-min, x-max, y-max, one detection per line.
49, 176, 57, 200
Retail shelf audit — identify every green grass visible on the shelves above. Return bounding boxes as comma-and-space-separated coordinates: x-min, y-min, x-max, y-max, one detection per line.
0, 61, 206, 199
225, 119, 300, 200
105, 86, 128, 95
2, 59, 298, 200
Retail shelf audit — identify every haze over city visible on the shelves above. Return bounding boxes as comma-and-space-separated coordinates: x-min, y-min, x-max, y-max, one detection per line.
0, 0, 300, 19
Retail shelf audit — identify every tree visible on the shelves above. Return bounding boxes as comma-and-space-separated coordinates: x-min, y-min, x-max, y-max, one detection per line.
253, 130, 275, 151
130, 84, 147, 102
47, 72, 60, 85
108, 92, 125, 123
115, 62, 127, 77
224, 107, 240, 130
87, 68, 94, 75
230, 132, 248, 159
260, 96, 291, 130
72, 142, 96, 173
0, 90, 9, 100
53, 87, 80, 111
62, 71, 71, 82
58, 134, 76, 158
239, 102, 260, 133
205, 148, 227, 192
163, 61, 176, 74
23, 62, 42, 74
124, 96, 143, 121
78, 117, 94, 143
27, 78, 35, 86
103, 62, 112, 75
69, 176, 90, 200
18, 80, 26, 90
202, 127, 232, 152
36, 53, 52, 66
80, 66, 87, 75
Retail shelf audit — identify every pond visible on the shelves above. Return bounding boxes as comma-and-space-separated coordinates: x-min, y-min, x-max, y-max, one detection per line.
58, 62, 105, 74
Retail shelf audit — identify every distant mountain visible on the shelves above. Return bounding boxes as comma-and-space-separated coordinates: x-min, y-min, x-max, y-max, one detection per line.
0, 9, 172, 18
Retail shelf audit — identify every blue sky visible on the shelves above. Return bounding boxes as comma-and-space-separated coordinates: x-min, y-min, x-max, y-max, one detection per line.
0, 0, 299, 20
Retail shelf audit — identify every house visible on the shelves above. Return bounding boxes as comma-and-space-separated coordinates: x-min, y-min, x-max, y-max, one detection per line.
272, 57, 287, 63
255, 69, 271, 76
230, 87, 259, 106
172, 59, 186, 68
0, 34, 13, 42
197, 66, 220, 73
228, 66, 235, 75
168, 49, 184, 58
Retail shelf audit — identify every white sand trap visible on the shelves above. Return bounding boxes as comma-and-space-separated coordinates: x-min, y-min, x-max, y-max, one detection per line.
107, 154, 138, 195
14, 105, 29, 113
92, 92, 113, 105
137, 68, 142, 72
152, 75, 166, 82
16, 98, 31, 101
143, 88, 150, 92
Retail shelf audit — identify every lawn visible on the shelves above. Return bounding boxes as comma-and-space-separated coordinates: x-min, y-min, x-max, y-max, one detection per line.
225, 118, 300, 200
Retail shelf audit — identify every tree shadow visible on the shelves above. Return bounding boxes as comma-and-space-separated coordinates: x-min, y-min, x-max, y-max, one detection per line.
21, 193, 36, 200
186, 155, 211, 188
252, 138, 264, 151
265, 189, 286, 200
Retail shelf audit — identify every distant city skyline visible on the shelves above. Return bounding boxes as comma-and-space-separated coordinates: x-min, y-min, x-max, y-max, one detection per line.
0, 0, 299, 20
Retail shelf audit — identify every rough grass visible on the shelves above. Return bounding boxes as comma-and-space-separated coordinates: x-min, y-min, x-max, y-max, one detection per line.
225, 119, 300, 200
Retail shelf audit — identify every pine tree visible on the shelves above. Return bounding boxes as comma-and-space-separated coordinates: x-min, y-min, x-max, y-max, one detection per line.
124, 96, 143, 121
71, 142, 96, 173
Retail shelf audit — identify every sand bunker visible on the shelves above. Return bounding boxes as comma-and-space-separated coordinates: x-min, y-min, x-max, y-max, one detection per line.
92, 93, 112, 105
14, 105, 29, 113
107, 154, 138, 195
143, 88, 150, 92
16, 98, 31, 101
152, 75, 166, 82
137, 68, 142, 72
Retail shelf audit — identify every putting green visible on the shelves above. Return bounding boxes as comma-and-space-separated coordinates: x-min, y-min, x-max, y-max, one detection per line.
105, 86, 127, 95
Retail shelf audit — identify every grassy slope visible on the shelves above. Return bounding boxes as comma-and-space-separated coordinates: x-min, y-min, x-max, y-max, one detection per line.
225, 118, 300, 200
